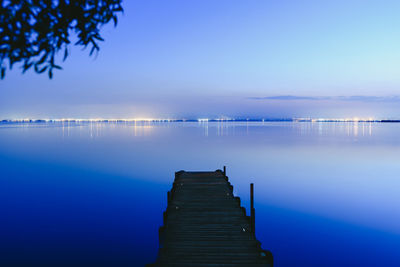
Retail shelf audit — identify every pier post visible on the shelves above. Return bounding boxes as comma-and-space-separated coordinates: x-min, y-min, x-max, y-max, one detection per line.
250, 183, 255, 234
223, 166, 226, 176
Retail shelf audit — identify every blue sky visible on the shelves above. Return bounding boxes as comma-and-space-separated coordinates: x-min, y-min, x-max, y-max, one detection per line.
2, 0, 400, 119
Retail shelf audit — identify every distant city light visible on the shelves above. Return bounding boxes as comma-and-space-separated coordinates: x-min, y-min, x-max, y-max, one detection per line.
0, 117, 395, 123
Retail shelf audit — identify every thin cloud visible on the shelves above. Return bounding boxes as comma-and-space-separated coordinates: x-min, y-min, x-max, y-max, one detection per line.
249, 95, 322, 100
249, 95, 400, 102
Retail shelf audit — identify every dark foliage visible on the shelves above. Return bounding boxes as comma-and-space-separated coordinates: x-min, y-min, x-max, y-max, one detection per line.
0, 0, 123, 79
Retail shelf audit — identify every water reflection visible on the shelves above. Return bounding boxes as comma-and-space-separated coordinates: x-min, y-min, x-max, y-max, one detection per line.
296, 121, 373, 138
26, 120, 378, 139
0, 121, 399, 266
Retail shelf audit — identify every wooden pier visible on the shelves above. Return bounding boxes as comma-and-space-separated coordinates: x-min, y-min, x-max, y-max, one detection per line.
149, 168, 273, 266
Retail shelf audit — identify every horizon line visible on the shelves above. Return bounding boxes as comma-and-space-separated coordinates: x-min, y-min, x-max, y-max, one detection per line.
2, 118, 400, 123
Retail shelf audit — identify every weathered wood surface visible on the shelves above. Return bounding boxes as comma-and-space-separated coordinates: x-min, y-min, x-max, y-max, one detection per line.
149, 170, 273, 267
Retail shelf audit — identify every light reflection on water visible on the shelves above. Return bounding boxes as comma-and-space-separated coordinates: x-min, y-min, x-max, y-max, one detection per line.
54, 120, 376, 138
0, 121, 399, 266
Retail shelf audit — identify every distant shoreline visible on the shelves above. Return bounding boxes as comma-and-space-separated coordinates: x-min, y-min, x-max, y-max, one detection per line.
1, 118, 400, 123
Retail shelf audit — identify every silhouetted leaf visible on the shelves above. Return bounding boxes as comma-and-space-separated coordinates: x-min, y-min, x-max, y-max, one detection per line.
89, 42, 99, 56
37, 66, 48, 73
63, 48, 68, 61
0, 1, 123, 79
23, 62, 33, 73
37, 55, 47, 65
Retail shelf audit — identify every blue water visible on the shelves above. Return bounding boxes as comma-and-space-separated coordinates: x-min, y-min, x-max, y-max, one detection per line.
1, 121, 399, 266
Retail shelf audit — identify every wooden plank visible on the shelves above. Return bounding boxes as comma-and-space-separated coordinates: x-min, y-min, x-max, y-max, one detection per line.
149, 169, 273, 267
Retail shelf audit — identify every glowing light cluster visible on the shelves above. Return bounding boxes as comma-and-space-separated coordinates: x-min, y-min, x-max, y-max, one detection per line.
1, 117, 398, 123
294, 117, 377, 122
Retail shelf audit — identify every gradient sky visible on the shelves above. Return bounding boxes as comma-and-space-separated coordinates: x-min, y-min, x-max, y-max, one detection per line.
2, 0, 400, 119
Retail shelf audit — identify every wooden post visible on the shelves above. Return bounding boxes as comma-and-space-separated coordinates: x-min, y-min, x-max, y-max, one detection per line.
223, 166, 226, 176
250, 183, 255, 234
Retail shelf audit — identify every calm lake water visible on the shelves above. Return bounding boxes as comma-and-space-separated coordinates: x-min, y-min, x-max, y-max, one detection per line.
1, 121, 399, 266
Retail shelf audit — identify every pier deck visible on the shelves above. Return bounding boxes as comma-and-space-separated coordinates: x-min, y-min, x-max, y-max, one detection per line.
150, 169, 273, 266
